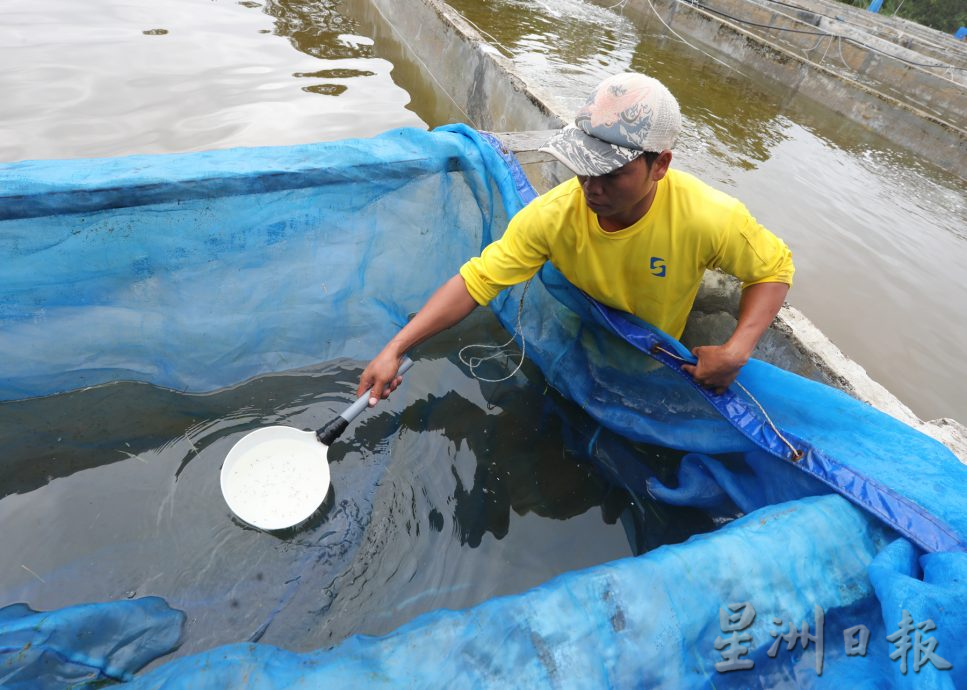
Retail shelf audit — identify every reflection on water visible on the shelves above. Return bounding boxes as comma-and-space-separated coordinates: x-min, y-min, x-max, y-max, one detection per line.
435, 0, 966, 422
443, 0, 637, 112
266, 0, 371, 60
0, 312, 711, 661
0, 0, 423, 162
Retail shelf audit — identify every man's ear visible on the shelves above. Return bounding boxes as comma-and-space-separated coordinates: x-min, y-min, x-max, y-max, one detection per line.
651, 150, 673, 181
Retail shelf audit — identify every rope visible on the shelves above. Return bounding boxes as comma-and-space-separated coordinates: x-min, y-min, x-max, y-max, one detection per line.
836, 34, 856, 74
457, 13, 518, 60
801, 30, 830, 56
368, 1, 480, 128
459, 278, 532, 383
734, 380, 804, 461
652, 345, 803, 461
820, 33, 834, 64
643, 0, 749, 77
683, 0, 967, 72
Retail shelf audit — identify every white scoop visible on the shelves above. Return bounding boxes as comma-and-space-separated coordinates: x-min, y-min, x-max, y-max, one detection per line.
219, 357, 413, 530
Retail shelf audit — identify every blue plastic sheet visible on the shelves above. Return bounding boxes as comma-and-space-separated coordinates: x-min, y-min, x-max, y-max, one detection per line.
0, 126, 511, 399
477, 133, 967, 555
2, 126, 965, 687
578, 299, 967, 554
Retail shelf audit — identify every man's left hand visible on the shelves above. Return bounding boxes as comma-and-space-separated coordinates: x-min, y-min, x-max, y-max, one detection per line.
682, 282, 788, 394
681, 343, 749, 395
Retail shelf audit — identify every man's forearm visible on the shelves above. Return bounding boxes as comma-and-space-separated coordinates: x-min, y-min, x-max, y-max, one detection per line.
726, 282, 790, 360
358, 274, 479, 402
384, 274, 479, 357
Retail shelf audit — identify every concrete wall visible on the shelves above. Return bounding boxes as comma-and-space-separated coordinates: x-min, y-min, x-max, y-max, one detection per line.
694, 0, 967, 99
362, 0, 572, 190
365, 0, 564, 133
781, 0, 967, 64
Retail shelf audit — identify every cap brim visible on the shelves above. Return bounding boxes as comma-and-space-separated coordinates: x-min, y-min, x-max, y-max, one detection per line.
538, 126, 641, 177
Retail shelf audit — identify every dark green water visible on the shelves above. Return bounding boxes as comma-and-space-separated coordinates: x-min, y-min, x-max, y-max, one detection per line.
0, 311, 712, 661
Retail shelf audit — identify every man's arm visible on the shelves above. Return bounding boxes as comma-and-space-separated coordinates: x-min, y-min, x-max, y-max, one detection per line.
357, 274, 479, 405
358, 195, 551, 405
681, 281, 788, 394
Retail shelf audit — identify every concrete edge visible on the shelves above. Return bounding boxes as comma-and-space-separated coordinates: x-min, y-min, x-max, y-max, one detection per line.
594, 0, 966, 178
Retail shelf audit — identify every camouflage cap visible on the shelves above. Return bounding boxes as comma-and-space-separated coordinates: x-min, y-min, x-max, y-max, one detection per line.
539, 73, 681, 176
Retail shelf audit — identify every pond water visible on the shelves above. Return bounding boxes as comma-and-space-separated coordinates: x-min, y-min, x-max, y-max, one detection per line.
0, 0, 423, 160
0, 309, 710, 659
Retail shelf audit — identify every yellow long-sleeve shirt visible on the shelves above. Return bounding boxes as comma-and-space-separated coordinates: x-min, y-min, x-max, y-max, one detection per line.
459, 169, 794, 339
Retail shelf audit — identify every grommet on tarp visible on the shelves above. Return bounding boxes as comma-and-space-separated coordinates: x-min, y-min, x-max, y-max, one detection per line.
647, 342, 805, 463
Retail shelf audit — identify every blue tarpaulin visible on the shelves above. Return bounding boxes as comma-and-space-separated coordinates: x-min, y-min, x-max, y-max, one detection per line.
1, 127, 965, 687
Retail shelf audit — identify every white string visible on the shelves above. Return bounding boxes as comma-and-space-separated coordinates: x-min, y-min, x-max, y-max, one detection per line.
733, 381, 803, 460
368, 1, 480, 128
819, 34, 834, 64
836, 35, 855, 74
459, 278, 532, 383
458, 13, 518, 60
649, 0, 749, 78
651, 345, 803, 460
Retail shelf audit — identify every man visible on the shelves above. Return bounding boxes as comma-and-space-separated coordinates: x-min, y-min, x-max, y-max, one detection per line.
358, 72, 793, 404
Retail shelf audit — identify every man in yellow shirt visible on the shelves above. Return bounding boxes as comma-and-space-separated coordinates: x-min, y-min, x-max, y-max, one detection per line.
358, 73, 794, 402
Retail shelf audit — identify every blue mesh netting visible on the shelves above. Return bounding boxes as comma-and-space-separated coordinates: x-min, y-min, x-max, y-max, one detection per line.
0, 127, 514, 399
1, 126, 965, 687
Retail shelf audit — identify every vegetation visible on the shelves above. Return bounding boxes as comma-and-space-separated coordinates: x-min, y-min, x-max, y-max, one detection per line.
840, 0, 967, 34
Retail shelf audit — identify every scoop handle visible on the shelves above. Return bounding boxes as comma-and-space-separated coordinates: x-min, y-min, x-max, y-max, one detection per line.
316, 356, 414, 445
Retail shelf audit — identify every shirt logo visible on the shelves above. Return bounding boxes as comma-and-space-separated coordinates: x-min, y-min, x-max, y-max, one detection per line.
650, 257, 666, 277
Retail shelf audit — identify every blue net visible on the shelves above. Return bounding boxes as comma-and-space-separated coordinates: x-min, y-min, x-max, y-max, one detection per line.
120, 496, 967, 689
1, 126, 965, 687
0, 128, 510, 399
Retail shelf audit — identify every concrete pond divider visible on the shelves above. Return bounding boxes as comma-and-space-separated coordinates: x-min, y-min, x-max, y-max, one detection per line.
771, 0, 967, 66
587, 0, 965, 176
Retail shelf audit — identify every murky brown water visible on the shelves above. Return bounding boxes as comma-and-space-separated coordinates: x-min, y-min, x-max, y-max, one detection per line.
0, 0, 423, 160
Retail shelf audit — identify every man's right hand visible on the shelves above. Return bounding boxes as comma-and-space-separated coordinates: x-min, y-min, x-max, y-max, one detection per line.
357, 348, 405, 407
354, 274, 480, 406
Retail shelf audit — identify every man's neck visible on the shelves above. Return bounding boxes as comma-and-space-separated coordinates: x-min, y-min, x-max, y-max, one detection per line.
598, 183, 660, 233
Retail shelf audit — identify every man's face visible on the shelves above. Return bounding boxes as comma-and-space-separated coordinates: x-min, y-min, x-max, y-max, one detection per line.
576, 152, 670, 228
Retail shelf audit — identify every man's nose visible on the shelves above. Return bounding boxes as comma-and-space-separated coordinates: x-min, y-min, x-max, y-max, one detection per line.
582, 176, 602, 196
